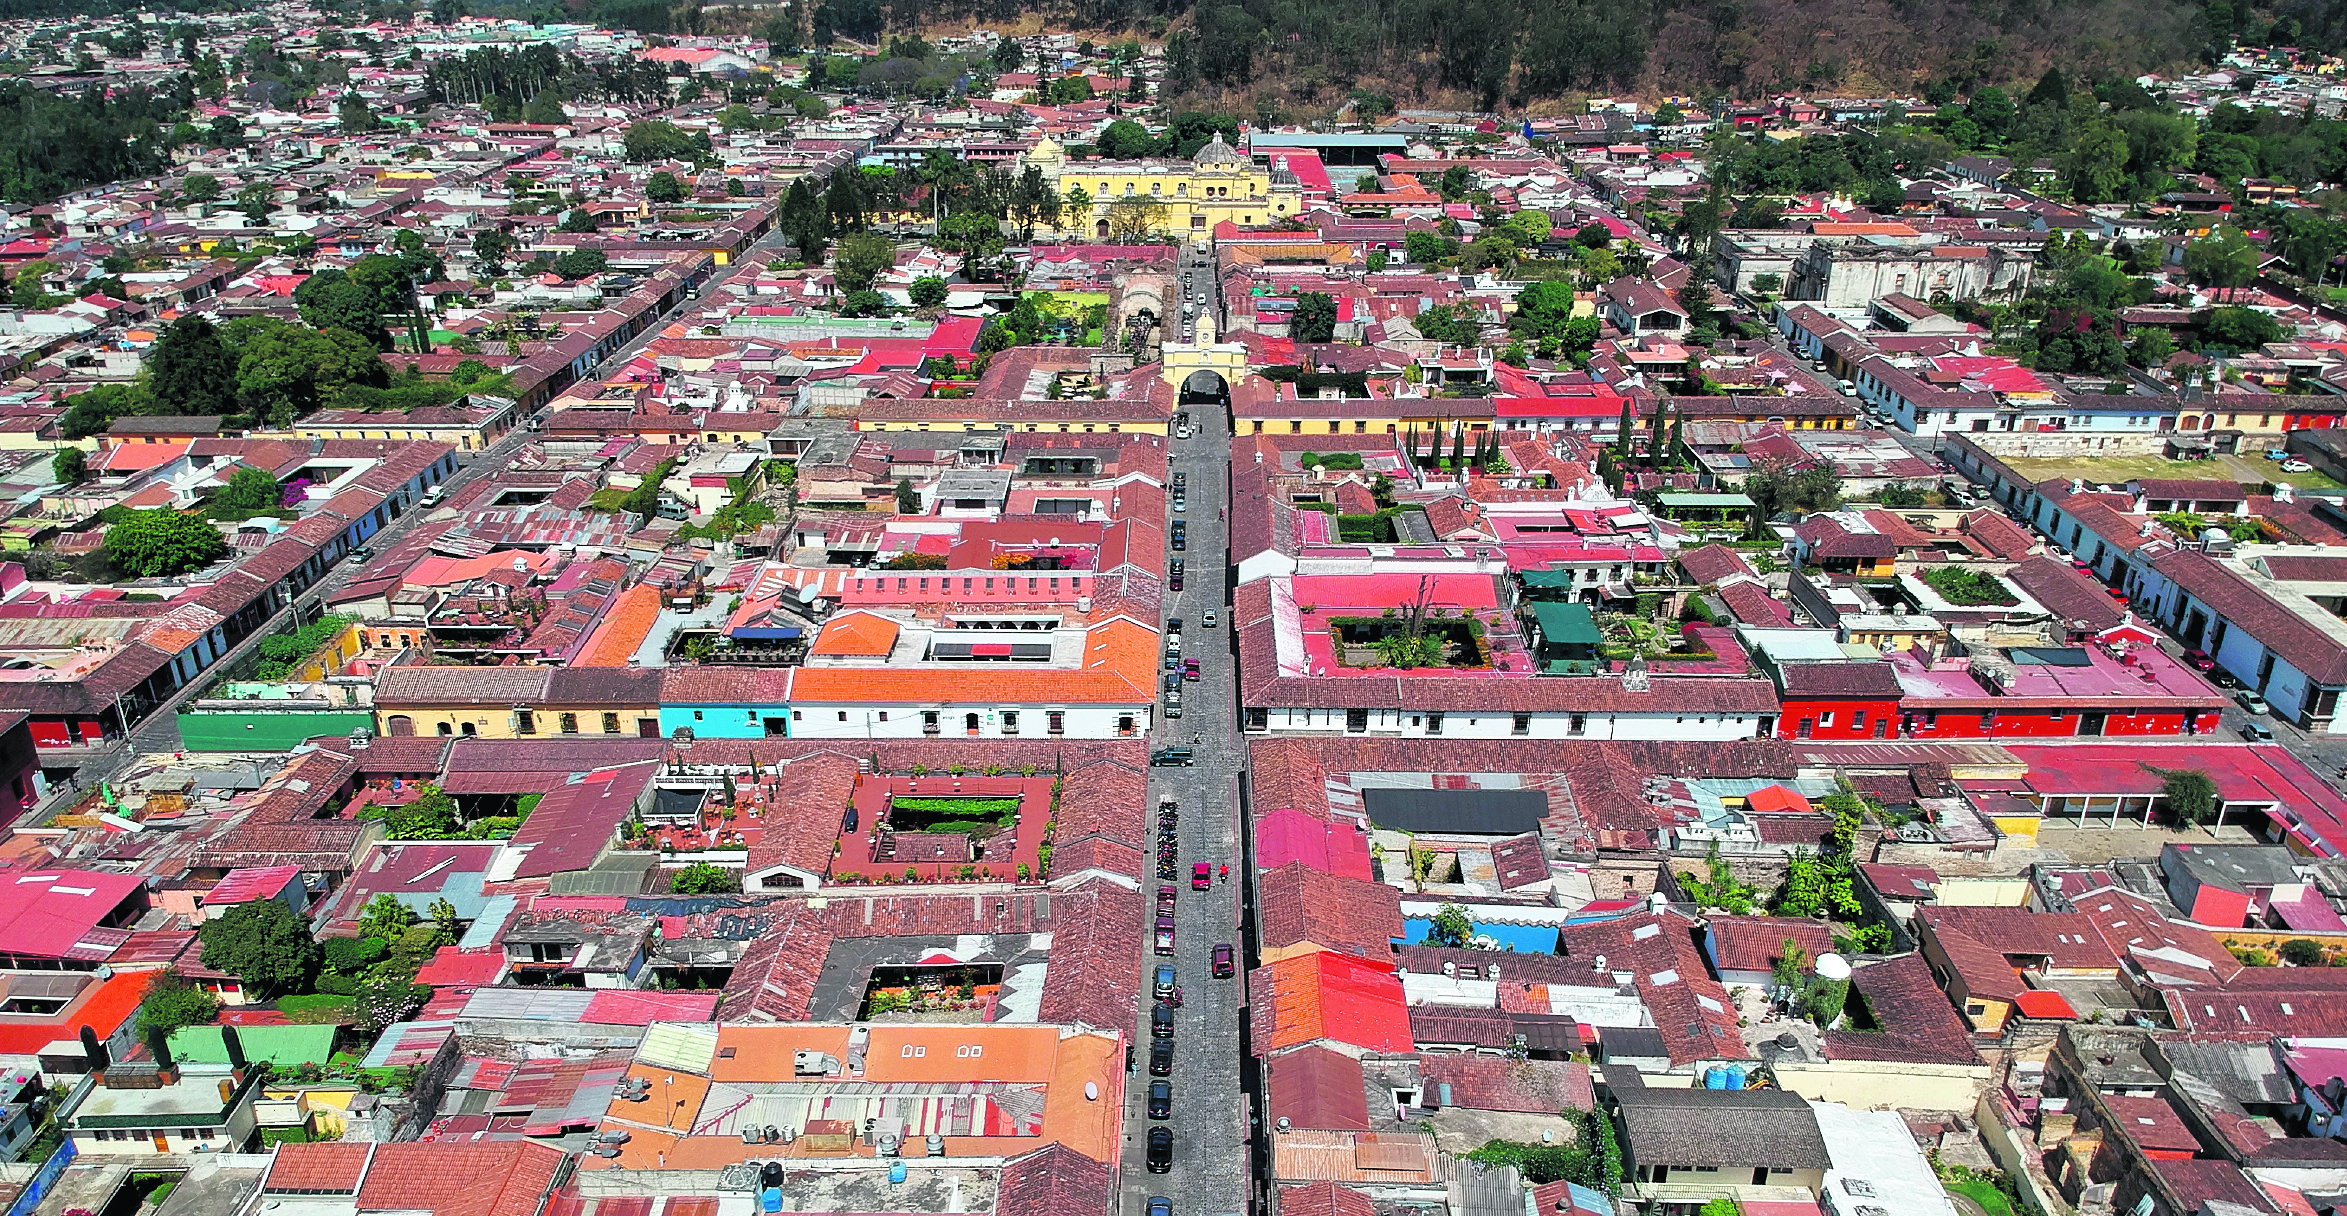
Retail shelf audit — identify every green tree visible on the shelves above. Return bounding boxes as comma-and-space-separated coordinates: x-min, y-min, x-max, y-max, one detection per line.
1103, 196, 1168, 242
1096, 118, 1156, 159
149, 315, 240, 414
840, 288, 890, 316
181, 172, 221, 202
1428, 903, 1474, 947
895, 478, 920, 513
670, 862, 741, 894
138, 967, 222, 1041
231, 320, 386, 424
2157, 767, 2219, 826
1290, 291, 1338, 343
2062, 120, 2133, 203
558, 207, 598, 233
551, 249, 609, 280
196, 900, 320, 998
428, 897, 463, 947
215, 466, 281, 512
8, 261, 57, 309
103, 509, 228, 577
646, 171, 686, 204
2282, 938, 2327, 967
50, 446, 85, 485
909, 276, 948, 307
622, 119, 707, 163
2184, 226, 2259, 303
358, 893, 416, 941
338, 92, 381, 134
834, 232, 895, 294
387, 783, 462, 839
937, 209, 1004, 258
294, 271, 392, 349
2201, 306, 2284, 352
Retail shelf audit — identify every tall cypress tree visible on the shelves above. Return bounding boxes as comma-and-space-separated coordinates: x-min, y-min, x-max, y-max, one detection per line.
1614, 399, 1635, 455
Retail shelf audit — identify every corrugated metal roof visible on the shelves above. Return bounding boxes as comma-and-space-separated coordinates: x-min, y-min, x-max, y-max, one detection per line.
636, 1021, 719, 1075
460, 895, 518, 950
460, 987, 594, 1022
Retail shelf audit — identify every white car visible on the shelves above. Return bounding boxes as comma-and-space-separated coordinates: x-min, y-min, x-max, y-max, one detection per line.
2282, 460, 2314, 473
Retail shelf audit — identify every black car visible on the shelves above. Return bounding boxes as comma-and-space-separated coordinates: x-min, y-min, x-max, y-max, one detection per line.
1146, 1126, 1172, 1173
1151, 1001, 1175, 1037
1170, 522, 1187, 552
1150, 747, 1194, 767
1148, 1080, 1172, 1119
1149, 1038, 1173, 1075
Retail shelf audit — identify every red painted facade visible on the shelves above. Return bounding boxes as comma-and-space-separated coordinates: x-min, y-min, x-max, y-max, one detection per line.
1777, 697, 1902, 740
28, 717, 107, 750
1898, 707, 2222, 740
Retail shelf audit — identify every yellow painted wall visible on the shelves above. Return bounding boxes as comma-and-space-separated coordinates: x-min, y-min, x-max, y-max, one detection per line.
1936, 877, 2036, 906
292, 624, 368, 683
377, 703, 659, 739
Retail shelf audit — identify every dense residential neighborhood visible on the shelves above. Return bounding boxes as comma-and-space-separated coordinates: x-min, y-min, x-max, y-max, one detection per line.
7, 8, 2347, 1216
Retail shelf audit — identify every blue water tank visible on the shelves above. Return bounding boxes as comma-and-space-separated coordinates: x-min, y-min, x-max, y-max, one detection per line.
763, 1188, 784, 1213
1704, 1067, 1727, 1090
890, 1161, 909, 1184
1724, 1065, 1747, 1090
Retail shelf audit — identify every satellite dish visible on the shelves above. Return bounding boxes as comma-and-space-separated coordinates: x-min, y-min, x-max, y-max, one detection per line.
1815, 953, 1852, 980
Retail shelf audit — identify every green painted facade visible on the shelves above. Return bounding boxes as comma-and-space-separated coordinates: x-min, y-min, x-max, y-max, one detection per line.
178, 710, 376, 752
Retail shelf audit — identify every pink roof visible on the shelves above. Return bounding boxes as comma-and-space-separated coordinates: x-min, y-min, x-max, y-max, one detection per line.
203, 865, 300, 906
0, 870, 145, 960
922, 315, 985, 358
1286, 573, 1499, 612
581, 989, 721, 1024
1255, 808, 1375, 881
414, 946, 506, 987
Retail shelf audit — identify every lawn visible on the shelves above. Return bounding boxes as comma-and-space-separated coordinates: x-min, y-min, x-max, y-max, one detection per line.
1946, 1180, 2016, 1216
276, 994, 354, 1024
2000, 452, 2344, 494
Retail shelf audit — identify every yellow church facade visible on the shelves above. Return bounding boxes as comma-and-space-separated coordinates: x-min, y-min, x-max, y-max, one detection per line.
1025, 134, 1303, 242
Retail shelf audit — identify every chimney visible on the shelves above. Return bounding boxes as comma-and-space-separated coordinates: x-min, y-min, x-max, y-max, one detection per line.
222, 1023, 250, 1085
80, 1024, 110, 1085
219, 1077, 236, 1104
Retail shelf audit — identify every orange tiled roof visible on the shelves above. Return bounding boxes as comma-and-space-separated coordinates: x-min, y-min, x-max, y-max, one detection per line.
793, 616, 1157, 706
575, 585, 662, 668
808, 611, 900, 657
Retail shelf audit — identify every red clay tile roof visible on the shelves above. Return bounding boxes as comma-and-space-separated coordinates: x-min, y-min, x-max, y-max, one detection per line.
1704, 916, 1838, 976
352, 1141, 564, 1216
1416, 1054, 1594, 1113
1000, 1143, 1115, 1216
1257, 863, 1405, 959
264, 1142, 374, 1194
1248, 951, 1412, 1055
1280, 1181, 1379, 1216
1266, 1045, 1371, 1131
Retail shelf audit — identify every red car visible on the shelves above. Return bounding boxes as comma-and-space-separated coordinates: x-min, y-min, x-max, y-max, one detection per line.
1192, 862, 1211, 890
1211, 944, 1235, 978
2185, 650, 2217, 672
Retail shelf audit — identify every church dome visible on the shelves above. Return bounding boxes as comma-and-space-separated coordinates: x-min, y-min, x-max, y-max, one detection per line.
1191, 132, 1243, 166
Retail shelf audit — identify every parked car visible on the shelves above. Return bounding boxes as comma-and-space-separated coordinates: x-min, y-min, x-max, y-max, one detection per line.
2283, 460, 2315, 473
1151, 747, 1194, 767
1211, 944, 1235, 978
1147, 1127, 1172, 1173
1150, 1197, 1173, 1216
2237, 690, 2271, 714
1184, 659, 1201, 682
1149, 1038, 1173, 1075
1148, 1081, 1172, 1119
1202, 611, 1217, 628
2184, 650, 2217, 673
2211, 671, 2242, 690
2241, 720, 2276, 742
1151, 1001, 1174, 1037
1154, 964, 1176, 999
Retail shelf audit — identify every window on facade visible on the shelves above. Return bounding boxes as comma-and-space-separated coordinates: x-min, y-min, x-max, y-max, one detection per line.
516, 711, 536, 735
1048, 710, 1065, 733
1512, 713, 1531, 736
603, 712, 620, 733
1569, 714, 1586, 736
559, 713, 578, 734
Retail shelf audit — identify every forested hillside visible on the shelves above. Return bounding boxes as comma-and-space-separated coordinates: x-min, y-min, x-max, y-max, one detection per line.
881, 0, 2268, 110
